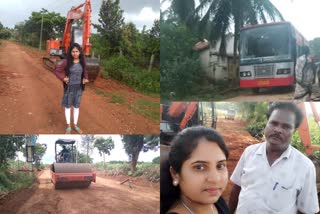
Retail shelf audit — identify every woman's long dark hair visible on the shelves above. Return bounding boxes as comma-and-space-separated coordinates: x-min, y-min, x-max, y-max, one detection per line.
64, 43, 86, 90
160, 126, 229, 214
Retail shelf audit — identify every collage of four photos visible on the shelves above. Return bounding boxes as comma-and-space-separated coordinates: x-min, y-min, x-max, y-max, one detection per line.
0, 0, 319, 213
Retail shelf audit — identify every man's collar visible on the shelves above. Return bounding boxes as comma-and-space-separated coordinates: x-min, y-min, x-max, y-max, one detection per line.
256, 141, 292, 159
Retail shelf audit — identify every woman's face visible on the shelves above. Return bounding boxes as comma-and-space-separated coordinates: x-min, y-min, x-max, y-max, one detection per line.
71, 47, 80, 59
173, 138, 228, 205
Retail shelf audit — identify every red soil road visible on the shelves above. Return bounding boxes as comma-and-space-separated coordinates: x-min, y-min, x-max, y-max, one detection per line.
0, 169, 160, 214
216, 118, 260, 202
0, 41, 159, 134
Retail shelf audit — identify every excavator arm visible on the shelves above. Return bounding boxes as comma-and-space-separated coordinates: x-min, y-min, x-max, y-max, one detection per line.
297, 102, 320, 155
62, 0, 91, 56
43, 0, 99, 82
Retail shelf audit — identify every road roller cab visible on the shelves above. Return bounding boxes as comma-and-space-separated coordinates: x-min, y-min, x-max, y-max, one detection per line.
50, 139, 96, 189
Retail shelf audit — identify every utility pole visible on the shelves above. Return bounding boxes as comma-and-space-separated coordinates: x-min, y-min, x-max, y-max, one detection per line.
39, 15, 44, 51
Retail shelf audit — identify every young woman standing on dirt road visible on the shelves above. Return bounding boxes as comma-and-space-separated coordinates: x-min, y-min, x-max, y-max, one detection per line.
55, 43, 89, 134
160, 126, 230, 214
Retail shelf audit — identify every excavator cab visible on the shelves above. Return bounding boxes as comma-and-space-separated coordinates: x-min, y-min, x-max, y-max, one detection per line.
50, 139, 96, 189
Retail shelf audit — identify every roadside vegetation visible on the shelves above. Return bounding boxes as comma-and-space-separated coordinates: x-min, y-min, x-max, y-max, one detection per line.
95, 160, 160, 182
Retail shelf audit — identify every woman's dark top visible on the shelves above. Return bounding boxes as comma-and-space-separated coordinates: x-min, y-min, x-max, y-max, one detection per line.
167, 197, 230, 214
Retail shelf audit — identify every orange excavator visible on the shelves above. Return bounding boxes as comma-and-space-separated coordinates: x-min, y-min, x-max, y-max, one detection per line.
160, 102, 217, 145
43, 0, 99, 82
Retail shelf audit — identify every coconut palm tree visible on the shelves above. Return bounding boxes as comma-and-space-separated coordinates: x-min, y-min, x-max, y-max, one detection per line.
164, 0, 284, 84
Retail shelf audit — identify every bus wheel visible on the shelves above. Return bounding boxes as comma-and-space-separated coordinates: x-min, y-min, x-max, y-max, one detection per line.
252, 88, 259, 94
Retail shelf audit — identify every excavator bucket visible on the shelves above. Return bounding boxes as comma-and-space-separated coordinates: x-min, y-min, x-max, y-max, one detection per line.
51, 163, 96, 189
85, 56, 100, 82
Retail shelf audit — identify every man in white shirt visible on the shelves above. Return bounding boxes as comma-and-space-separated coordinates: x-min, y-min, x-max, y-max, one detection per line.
229, 102, 319, 214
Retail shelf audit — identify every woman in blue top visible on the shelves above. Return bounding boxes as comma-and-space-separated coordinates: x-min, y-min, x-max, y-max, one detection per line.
55, 43, 89, 134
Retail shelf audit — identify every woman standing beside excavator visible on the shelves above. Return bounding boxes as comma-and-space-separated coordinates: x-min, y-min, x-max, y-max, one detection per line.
54, 43, 89, 134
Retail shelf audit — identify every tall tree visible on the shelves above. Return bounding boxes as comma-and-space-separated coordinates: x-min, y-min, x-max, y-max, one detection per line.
93, 0, 125, 56
121, 135, 159, 174
94, 137, 115, 168
13, 9, 65, 48
80, 135, 94, 163
120, 22, 141, 63
146, 19, 160, 70
0, 135, 25, 167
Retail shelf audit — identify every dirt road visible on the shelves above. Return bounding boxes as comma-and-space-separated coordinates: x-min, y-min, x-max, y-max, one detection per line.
217, 118, 260, 202
0, 169, 159, 214
0, 41, 159, 134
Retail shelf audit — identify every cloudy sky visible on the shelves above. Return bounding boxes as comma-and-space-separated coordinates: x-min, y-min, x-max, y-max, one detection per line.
161, 0, 320, 41
0, 0, 160, 30
19, 134, 159, 164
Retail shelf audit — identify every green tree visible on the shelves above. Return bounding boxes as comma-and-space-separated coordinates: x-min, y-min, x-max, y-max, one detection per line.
94, 137, 115, 168
0, 136, 25, 167
121, 135, 159, 173
80, 135, 94, 163
14, 9, 65, 48
120, 22, 141, 63
0, 28, 12, 39
94, 0, 124, 56
76, 152, 93, 163
145, 19, 160, 70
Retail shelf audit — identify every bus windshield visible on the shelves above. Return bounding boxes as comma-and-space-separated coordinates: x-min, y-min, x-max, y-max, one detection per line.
240, 24, 292, 63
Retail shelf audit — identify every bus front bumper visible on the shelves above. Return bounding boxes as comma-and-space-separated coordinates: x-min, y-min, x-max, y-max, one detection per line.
240, 76, 294, 88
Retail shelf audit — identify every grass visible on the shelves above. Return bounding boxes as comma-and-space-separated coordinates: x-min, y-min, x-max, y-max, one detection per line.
95, 162, 160, 182
110, 94, 125, 104
95, 89, 159, 122
0, 161, 36, 193
95, 89, 125, 104
130, 99, 159, 123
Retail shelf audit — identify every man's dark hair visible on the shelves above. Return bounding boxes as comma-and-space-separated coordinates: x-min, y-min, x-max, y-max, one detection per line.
267, 102, 304, 129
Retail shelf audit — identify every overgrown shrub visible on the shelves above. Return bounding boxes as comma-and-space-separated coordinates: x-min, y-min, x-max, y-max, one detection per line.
0, 170, 35, 193
161, 57, 201, 98
246, 121, 266, 139
103, 56, 159, 93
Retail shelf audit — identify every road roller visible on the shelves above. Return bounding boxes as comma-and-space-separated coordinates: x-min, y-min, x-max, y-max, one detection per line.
50, 139, 96, 189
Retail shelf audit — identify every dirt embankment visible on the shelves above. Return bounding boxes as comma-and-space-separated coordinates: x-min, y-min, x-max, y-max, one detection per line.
0, 41, 159, 134
0, 169, 159, 214
217, 118, 260, 202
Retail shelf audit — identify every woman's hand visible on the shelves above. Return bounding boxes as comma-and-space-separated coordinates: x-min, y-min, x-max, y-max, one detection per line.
63, 76, 69, 83
82, 78, 89, 84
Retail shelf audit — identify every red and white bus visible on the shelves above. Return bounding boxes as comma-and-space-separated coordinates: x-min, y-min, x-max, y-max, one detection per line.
239, 21, 308, 92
